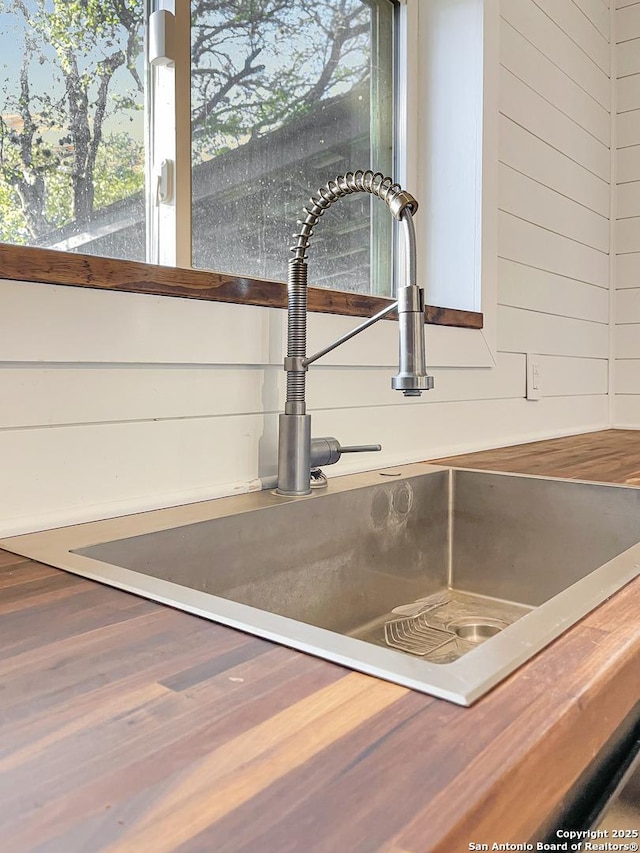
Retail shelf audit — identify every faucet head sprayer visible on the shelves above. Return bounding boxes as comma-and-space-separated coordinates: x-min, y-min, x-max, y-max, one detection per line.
391, 209, 435, 396
391, 283, 434, 396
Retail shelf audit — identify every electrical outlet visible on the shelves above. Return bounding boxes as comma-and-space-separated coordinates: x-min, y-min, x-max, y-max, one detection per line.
526, 353, 541, 401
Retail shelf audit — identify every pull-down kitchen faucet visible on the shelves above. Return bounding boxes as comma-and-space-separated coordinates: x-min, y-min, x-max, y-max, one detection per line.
276, 170, 434, 496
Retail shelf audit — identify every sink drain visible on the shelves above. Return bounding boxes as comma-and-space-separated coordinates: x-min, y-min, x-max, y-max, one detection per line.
450, 619, 505, 644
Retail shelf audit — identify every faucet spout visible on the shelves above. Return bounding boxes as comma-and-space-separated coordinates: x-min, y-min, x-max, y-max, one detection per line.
276, 170, 434, 496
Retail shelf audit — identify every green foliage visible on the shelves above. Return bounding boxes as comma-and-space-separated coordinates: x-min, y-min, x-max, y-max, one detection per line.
43, 165, 73, 229
33, 0, 141, 62
0, 131, 143, 241
0, 177, 30, 243
0, 0, 143, 239
93, 132, 144, 208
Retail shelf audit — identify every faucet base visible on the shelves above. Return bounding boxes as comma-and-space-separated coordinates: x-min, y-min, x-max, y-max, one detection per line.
276, 413, 312, 496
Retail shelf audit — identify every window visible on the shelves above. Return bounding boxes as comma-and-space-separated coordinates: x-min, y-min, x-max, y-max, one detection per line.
0, 0, 490, 335
0, 0, 397, 296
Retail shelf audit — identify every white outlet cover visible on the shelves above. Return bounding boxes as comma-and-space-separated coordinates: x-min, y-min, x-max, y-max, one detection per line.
526, 353, 540, 401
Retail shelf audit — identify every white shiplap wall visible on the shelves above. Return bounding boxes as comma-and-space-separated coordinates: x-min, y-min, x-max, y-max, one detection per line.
0, 0, 613, 535
614, 0, 640, 425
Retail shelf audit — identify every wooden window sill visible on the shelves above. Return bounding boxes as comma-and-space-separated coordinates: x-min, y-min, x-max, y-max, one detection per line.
0, 243, 483, 329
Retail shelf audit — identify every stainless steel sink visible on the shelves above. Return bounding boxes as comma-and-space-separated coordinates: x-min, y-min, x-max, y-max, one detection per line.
3, 463, 640, 705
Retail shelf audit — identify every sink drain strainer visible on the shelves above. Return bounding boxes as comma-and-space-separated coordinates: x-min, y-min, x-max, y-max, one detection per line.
450, 619, 505, 644
384, 614, 455, 656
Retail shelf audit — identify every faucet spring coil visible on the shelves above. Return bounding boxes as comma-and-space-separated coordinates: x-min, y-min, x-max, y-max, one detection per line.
290, 170, 417, 262
286, 259, 308, 404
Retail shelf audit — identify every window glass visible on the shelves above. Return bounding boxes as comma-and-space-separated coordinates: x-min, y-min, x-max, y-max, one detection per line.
0, 0, 145, 261
190, 0, 395, 295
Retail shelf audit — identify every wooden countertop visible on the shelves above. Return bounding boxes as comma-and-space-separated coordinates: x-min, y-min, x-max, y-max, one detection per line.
1, 429, 640, 852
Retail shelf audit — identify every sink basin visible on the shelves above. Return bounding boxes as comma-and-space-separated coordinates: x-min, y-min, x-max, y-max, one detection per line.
3, 463, 640, 705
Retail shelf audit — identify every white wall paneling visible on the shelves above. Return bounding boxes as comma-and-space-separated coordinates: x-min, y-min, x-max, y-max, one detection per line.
618, 180, 640, 217
613, 395, 640, 426
615, 359, 640, 393
618, 38, 640, 77
499, 117, 609, 216
0, 0, 615, 534
536, 356, 609, 397
617, 216, 640, 252
499, 68, 610, 179
616, 286, 640, 321
614, 4, 640, 427
616, 323, 640, 358
0, 280, 276, 365
498, 307, 609, 358
501, 0, 609, 108
498, 212, 609, 286
618, 144, 640, 181
617, 252, 640, 286
0, 354, 529, 432
498, 259, 610, 322
524, 0, 609, 73
499, 164, 609, 252
618, 108, 640, 146
311, 396, 610, 473
578, 0, 611, 40
1, 415, 267, 536
500, 19, 610, 146
618, 74, 640, 113
0, 366, 271, 429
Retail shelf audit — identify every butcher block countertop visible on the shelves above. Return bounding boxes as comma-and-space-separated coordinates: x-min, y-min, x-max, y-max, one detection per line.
2, 429, 640, 852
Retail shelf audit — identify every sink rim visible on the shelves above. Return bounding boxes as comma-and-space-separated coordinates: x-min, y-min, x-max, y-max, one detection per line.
2, 462, 640, 706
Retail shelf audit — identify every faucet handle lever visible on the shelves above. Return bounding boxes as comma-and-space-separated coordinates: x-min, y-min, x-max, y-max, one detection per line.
309, 439, 382, 490
310, 437, 382, 468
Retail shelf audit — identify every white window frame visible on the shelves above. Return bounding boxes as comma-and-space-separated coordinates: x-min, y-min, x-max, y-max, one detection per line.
147, 0, 191, 268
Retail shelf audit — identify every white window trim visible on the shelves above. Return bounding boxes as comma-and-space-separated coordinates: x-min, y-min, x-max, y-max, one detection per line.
148, 0, 192, 268
402, 0, 498, 369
